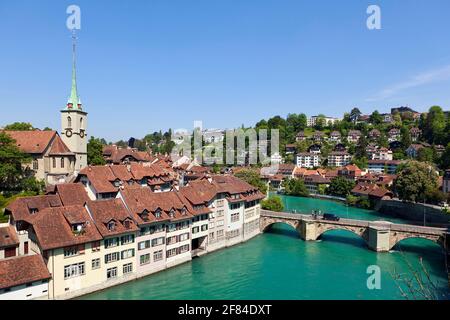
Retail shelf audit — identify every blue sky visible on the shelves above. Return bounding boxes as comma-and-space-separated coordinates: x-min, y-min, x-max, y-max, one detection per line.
1, 0, 450, 141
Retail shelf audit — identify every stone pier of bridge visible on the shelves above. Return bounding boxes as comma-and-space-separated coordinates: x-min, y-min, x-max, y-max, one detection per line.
297, 218, 392, 252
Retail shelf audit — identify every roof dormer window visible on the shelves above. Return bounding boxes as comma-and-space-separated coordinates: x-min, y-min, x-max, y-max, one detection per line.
107, 221, 116, 231
169, 209, 175, 218
123, 219, 132, 229
29, 208, 38, 215
181, 207, 187, 216
72, 223, 85, 235
140, 210, 149, 222
154, 209, 161, 219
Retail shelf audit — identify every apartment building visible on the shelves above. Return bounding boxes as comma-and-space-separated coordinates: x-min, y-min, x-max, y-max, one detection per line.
296, 153, 320, 169
307, 116, 341, 127
368, 160, 402, 174
328, 151, 352, 167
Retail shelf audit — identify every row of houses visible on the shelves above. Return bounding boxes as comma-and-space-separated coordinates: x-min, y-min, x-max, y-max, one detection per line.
0, 173, 264, 300
295, 127, 421, 144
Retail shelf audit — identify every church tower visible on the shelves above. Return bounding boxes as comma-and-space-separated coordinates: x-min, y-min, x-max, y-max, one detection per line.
61, 31, 88, 171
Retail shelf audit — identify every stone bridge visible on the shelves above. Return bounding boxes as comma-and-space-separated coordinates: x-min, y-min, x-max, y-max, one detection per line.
260, 210, 449, 252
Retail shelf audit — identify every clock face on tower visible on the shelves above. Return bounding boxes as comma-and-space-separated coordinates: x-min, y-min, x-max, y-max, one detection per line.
65, 129, 73, 137
79, 130, 85, 138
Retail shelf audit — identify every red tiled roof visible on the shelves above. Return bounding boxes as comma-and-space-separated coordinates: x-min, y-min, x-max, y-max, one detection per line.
48, 134, 74, 156
120, 188, 195, 223
54, 183, 89, 206
78, 166, 118, 194
87, 199, 139, 236
5, 195, 63, 223
3, 130, 56, 154
30, 205, 103, 250
0, 255, 51, 290
0, 226, 19, 248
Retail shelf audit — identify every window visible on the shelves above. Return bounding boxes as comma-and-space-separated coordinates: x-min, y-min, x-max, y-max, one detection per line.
153, 250, 163, 262
181, 207, 187, 216
178, 233, 189, 242
154, 209, 161, 219
201, 224, 208, 231
105, 252, 120, 264
4, 247, 16, 258
169, 209, 175, 218
123, 263, 133, 274
92, 241, 101, 252
216, 210, 224, 217
138, 240, 150, 250
64, 262, 85, 279
107, 221, 116, 231
166, 248, 177, 258
52, 157, 56, 168
217, 230, 224, 238
121, 234, 135, 245
107, 267, 117, 279
92, 258, 100, 270
192, 227, 199, 234
167, 236, 177, 245
179, 244, 189, 253
121, 249, 135, 260
32, 159, 38, 170
80, 117, 84, 129
209, 232, 215, 240
67, 116, 72, 128
209, 222, 215, 229
60, 157, 65, 168
140, 254, 150, 265
64, 245, 84, 258
104, 238, 118, 249
216, 220, 224, 227
230, 203, 241, 210
151, 237, 165, 247
231, 213, 240, 223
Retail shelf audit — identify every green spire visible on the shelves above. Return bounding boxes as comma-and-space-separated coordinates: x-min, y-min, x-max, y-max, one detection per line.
65, 30, 82, 110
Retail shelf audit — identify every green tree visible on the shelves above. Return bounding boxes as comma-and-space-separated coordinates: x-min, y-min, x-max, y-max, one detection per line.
0, 132, 44, 195
234, 169, 267, 194
327, 177, 355, 197
394, 161, 438, 203
400, 126, 412, 150
261, 196, 284, 212
417, 147, 434, 163
422, 106, 446, 145
3, 122, 34, 131
282, 178, 309, 197
87, 136, 106, 166
369, 110, 382, 125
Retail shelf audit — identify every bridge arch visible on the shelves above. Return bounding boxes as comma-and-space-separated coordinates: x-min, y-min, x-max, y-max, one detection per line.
389, 233, 445, 251
260, 217, 300, 234
315, 225, 369, 244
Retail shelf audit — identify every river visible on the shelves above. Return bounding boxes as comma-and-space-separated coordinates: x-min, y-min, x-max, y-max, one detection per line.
80, 195, 450, 300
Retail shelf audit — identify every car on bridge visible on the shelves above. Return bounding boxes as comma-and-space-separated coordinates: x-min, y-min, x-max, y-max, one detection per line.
322, 213, 340, 221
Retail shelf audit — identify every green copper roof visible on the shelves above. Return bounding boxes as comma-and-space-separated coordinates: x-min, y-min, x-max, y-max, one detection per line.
64, 32, 82, 111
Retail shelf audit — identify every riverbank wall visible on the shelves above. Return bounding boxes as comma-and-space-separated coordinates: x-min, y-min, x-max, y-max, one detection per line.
376, 199, 450, 226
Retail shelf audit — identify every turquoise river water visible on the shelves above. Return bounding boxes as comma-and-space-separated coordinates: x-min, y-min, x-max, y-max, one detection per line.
80, 195, 450, 300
